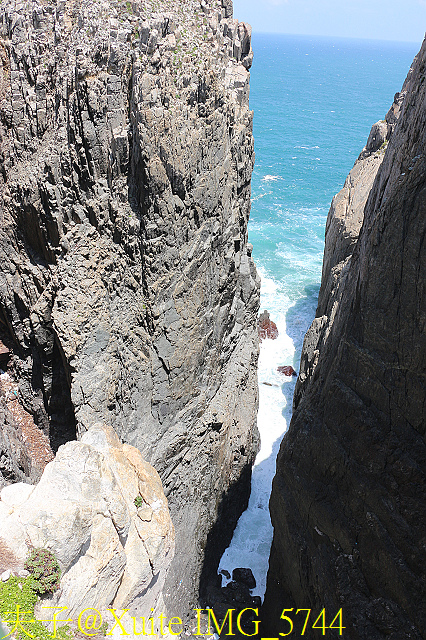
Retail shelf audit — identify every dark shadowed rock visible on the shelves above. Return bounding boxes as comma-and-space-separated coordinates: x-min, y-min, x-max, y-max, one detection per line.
222, 0, 233, 19
365, 120, 388, 153
0, 0, 260, 620
0, 342, 10, 363
232, 567, 256, 589
205, 579, 261, 637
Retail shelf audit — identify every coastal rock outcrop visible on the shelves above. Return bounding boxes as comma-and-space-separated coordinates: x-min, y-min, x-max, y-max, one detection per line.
257, 310, 279, 340
0, 0, 259, 616
0, 423, 174, 620
264, 41, 426, 639
277, 365, 296, 377
294, 89, 405, 410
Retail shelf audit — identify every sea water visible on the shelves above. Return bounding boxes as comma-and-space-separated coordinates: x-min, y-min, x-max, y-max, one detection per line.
218, 33, 420, 598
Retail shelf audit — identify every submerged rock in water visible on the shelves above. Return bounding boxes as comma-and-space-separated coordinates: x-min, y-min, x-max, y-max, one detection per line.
258, 310, 279, 340
277, 365, 297, 376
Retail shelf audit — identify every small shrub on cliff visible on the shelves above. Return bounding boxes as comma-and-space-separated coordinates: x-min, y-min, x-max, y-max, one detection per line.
24, 548, 61, 594
134, 494, 143, 508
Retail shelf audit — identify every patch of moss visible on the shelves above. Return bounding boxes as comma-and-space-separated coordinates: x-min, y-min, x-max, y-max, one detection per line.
0, 562, 71, 640
134, 494, 143, 508
0, 575, 38, 618
99, 622, 108, 636
0, 575, 50, 640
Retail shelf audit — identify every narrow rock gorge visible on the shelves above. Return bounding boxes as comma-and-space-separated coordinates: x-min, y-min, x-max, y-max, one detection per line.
0, 0, 260, 618
264, 41, 426, 639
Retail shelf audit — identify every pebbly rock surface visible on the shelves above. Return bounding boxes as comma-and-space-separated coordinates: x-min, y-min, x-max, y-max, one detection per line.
0, 423, 174, 622
0, 0, 259, 617
263, 41, 426, 639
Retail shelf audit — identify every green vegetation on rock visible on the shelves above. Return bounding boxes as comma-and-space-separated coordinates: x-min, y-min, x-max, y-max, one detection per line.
0, 575, 71, 640
24, 548, 61, 595
134, 494, 143, 507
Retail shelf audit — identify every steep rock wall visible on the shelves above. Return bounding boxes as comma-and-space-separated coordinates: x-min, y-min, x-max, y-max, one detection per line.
294, 87, 406, 411
0, 0, 259, 615
263, 42, 426, 639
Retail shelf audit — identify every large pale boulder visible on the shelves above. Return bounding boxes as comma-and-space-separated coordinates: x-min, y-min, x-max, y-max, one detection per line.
0, 482, 34, 507
0, 424, 174, 619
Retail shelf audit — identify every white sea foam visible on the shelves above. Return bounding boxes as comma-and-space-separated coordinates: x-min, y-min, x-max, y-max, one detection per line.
216, 30, 418, 605
262, 175, 281, 182
218, 270, 297, 599
251, 191, 272, 202
259, 272, 278, 296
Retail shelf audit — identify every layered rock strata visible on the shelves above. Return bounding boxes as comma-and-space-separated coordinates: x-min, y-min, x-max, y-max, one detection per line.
0, 0, 259, 615
264, 42, 426, 639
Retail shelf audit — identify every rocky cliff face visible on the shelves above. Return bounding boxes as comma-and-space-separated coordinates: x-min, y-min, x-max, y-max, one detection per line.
264, 42, 426, 639
0, 0, 260, 615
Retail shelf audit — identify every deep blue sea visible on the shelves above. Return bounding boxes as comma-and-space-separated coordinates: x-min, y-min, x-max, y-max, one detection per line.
219, 33, 420, 597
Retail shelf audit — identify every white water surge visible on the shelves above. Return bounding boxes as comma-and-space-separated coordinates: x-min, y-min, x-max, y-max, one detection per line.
218, 271, 299, 599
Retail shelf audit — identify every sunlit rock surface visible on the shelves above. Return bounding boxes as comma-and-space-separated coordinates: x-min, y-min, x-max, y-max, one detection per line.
0, 423, 174, 619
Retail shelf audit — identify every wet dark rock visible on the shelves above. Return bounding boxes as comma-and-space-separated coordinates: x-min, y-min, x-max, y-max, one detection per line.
206, 575, 260, 635
222, 580, 252, 603
257, 310, 279, 340
277, 365, 297, 376
232, 567, 256, 589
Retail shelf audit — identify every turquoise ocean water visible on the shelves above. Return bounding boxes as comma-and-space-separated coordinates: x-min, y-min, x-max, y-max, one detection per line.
219, 33, 420, 597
